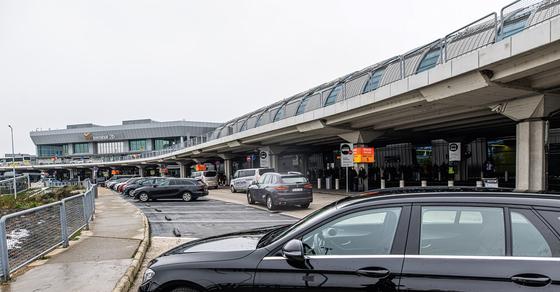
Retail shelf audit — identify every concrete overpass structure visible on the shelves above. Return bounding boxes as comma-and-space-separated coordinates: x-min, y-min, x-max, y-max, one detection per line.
5, 0, 560, 192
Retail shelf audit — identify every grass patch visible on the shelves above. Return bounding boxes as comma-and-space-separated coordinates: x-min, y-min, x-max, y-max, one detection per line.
0, 185, 85, 214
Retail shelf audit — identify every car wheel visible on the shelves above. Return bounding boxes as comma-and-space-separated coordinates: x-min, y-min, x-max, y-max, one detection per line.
231, 185, 236, 193
182, 192, 193, 202
266, 195, 276, 210
138, 192, 149, 202
300, 203, 310, 209
247, 192, 255, 205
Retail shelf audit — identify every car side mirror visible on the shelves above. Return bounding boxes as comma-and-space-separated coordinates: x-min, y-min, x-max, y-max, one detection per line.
282, 239, 305, 263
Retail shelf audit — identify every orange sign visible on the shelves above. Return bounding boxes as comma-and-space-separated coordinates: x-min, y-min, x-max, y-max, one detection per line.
195, 164, 207, 171
353, 147, 375, 163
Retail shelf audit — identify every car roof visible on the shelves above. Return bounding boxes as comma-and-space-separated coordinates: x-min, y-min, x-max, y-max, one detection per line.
337, 187, 560, 209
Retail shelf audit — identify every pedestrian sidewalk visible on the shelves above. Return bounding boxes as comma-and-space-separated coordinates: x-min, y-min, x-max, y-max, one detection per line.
1, 187, 148, 292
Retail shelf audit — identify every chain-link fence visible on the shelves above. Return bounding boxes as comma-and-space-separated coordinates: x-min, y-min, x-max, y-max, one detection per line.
0, 181, 97, 281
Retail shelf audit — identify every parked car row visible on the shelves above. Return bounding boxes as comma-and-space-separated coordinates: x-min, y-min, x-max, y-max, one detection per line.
105, 176, 209, 202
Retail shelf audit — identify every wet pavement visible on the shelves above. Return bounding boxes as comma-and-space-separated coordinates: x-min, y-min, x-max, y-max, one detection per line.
128, 197, 297, 238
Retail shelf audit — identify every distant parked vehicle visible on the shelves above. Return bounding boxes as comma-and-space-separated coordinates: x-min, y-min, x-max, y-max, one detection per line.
133, 178, 208, 202
110, 177, 134, 190
247, 172, 312, 210
117, 177, 143, 193
105, 175, 136, 188
191, 171, 219, 189
123, 177, 163, 196
230, 168, 274, 193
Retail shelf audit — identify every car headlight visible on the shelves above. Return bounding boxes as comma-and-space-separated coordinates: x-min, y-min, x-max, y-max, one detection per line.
143, 268, 155, 283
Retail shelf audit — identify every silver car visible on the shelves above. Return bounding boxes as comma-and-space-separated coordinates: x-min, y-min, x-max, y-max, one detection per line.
191, 171, 218, 189
230, 168, 274, 193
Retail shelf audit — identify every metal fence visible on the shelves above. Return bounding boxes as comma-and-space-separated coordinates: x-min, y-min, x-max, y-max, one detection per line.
0, 175, 30, 195
0, 181, 97, 281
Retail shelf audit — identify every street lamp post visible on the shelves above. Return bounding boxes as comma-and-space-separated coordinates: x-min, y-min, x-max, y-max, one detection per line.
8, 125, 16, 198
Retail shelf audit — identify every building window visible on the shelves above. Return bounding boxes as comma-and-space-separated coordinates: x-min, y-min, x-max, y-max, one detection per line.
38, 145, 63, 157
97, 142, 125, 154
73, 143, 89, 154
129, 140, 147, 151
273, 104, 286, 122
154, 138, 178, 150
499, 19, 527, 40
62, 144, 70, 155
324, 84, 343, 107
240, 120, 248, 131
363, 69, 385, 93
255, 112, 266, 127
417, 48, 441, 73
296, 96, 310, 115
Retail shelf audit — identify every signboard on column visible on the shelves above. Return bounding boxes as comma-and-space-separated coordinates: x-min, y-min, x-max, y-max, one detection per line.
353, 147, 375, 163
449, 142, 461, 162
340, 143, 354, 167
259, 150, 270, 168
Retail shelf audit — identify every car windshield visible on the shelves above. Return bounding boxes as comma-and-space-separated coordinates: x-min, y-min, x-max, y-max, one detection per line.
257, 201, 338, 248
281, 176, 308, 184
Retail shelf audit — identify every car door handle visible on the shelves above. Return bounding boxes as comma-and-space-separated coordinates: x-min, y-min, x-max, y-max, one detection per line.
511, 274, 551, 287
356, 268, 390, 278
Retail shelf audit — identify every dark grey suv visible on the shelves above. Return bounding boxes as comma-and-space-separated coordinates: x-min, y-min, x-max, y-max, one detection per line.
247, 172, 312, 210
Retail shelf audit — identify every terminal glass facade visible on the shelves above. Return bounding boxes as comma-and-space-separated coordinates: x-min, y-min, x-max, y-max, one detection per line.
38, 145, 63, 157
73, 143, 89, 154
97, 141, 125, 154
129, 139, 148, 151
154, 138, 179, 150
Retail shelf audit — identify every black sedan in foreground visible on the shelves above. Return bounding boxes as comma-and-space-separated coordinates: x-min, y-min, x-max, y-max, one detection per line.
139, 189, 560, 292
132, 178, 208, 202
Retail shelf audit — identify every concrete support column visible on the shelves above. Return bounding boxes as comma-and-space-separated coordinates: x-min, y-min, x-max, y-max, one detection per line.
270, 154, 279, 171
224, 159, 232, 185
91, 167, 97, 181
137, 166, 145, 177
69, 169, 76, 179
177, 162, 187, 178
493, 94, 560, 192
516, 120, 546, 192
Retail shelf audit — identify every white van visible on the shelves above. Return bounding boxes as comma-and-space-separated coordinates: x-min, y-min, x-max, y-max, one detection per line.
230, 168, 274, 193
191, 171, 218, 189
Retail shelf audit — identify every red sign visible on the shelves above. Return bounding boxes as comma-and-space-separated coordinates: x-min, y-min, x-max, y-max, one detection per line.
195, 164, 207, 171
353, 147, 375, 163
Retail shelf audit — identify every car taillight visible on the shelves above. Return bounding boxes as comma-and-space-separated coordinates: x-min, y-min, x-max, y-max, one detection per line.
274, 186, 289, 191
304, 184, 313, 189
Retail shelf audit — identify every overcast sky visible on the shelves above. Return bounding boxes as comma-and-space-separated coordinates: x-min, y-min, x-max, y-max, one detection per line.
0, 0, 513, 155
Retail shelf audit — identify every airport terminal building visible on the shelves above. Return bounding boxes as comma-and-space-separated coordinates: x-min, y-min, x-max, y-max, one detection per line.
30, 119, 220, 162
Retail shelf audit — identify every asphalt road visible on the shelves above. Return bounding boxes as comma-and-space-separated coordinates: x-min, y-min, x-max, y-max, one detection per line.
127, 196, 298, 238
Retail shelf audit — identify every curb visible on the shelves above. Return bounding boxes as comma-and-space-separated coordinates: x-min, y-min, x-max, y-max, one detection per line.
112, 206, 150, 292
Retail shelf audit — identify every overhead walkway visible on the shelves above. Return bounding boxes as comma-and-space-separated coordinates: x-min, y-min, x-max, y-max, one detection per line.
4, 0, 560, 192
